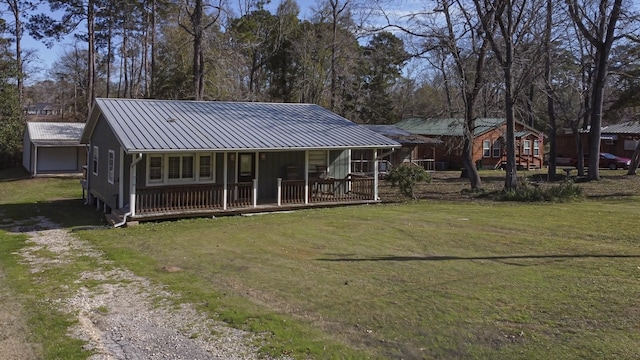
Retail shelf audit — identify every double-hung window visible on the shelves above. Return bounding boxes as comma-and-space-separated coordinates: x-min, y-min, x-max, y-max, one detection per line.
482, 140, 491, 158
107, 150, 115, 184
533, 140, 540, 156
149, 156, 163, 183
492, 140, 501, 158
199, 155, 213, 180
92, 146, 99, 175
168, 155, 194, 181
523, 140, 531, 155
148, 153, 215, 185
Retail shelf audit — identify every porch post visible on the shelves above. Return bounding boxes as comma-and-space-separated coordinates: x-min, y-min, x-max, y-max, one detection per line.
33, 146, 38, 176
304, 150, 309, 204
347, 149, 352, 192
118, 148, 124, 208
223, 152, 228, 210
277, 178, 282, 206
373, 149, 379, 200
253, 179, 258, 208
130, 153, 143, 217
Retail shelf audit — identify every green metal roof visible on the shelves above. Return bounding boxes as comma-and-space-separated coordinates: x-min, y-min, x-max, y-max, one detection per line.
394, 118, 506, 137
514, 131, 532, 138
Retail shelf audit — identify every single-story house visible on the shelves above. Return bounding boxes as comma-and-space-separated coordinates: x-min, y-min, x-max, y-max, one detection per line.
352, 125, 442, 174
24, 103, 63, 116
81, 98, 400, 225
556, 121, 640, 161
395, 117, 545, 170
22, 122, 87, 176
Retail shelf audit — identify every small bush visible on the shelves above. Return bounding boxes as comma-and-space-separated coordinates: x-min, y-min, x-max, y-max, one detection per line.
385, 164, 431, 199
499, 178, 583, 202
544, 180, 584, 201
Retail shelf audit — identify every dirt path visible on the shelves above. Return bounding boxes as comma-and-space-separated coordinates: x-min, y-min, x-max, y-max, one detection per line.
6, 217, 284, 360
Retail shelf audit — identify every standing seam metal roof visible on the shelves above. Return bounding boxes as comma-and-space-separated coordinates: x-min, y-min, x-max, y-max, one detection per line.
394, 117, 509, 136
27, 122, 85, 146
601, 121, 640, 134
85, 99, 400, 152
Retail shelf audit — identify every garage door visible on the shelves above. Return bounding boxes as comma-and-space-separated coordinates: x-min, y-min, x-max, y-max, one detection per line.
37, 147, 79, 172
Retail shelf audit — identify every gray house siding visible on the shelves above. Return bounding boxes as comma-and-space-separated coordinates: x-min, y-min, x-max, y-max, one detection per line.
89, 115, 121, 211
22, 131, 32, 172
330, 150, 350, 180
257, 151, 304, 200
120, 152, 133, 209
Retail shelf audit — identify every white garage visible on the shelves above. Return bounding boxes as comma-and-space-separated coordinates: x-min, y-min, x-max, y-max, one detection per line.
23, 122, 87, 176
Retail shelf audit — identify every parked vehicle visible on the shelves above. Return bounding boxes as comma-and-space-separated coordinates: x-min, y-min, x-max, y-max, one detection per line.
577, 152, 632, 170
570, 153, 632, 170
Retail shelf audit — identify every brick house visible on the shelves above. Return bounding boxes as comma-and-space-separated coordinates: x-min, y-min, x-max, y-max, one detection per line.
395, 118, 545, 170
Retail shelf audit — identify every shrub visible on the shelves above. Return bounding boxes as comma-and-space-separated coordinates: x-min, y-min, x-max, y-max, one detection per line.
385, 164, 431, 199
544, 180, 584, 201
499, 178, 583, 202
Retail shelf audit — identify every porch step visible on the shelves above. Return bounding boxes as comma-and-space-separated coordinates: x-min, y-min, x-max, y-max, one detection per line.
105, 212, 123, 226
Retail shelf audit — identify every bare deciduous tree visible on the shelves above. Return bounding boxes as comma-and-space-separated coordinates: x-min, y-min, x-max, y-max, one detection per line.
566, 0, 624, 180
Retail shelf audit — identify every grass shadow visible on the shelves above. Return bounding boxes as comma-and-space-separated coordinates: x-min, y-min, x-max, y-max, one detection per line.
0, 167, 30, 182
317, 253, 640, 263
0, 199, 106, 229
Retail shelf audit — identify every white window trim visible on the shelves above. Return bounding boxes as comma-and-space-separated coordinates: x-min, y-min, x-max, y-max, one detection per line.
167, 154, 195, 183
146, 153, 217, 186
92, 146, 99, 176
107, 150, 115, 184
492, 140, 501, 158
197, 154, 215, 181
148, 155, 164, 184
523, 140, 531, 155
533, 140, 540, 156
482, 140, 491, 158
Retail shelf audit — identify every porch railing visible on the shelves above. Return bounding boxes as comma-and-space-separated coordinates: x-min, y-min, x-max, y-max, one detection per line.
135, 176, 376, 216
281, 180, 306, 204
411, 159, 436, 172
136, 182, 254, 214
227, 182, 254, 208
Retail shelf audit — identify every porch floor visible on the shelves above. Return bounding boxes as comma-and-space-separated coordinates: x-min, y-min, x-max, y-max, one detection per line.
106, 199, 379, 226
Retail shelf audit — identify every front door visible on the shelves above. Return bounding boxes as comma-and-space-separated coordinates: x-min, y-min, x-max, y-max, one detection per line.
238, 153, 255, 183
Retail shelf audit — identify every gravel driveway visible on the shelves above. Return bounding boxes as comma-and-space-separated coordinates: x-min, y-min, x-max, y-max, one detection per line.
10, 216, 287, 360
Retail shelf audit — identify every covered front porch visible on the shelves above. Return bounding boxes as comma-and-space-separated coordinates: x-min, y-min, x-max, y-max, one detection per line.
107, 175, 376, 224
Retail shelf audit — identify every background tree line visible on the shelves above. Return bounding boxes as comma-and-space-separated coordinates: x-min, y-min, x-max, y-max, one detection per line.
1, 0, 639, 188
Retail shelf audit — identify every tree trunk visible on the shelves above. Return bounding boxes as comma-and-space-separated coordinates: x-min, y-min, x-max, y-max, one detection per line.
462, 135, 482, 189
504, 79, 518, 190
123, 33, 129, 98
9, 0, 23, 105
192, 0, 203, 100
627, 140, 640, 175
566, 0, 623, 181
106, 15, 113, 98
149, 0, 157, 98
544, 0, 557, 179
87, 0, 96, 114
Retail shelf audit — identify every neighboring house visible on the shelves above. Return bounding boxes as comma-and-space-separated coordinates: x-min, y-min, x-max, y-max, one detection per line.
556, 121, 640, 161
353, 125, 442, 174
24, 103, 63, 116
22, 122, 87, 176
81, 98, 400, 225
395, 117, 545, 170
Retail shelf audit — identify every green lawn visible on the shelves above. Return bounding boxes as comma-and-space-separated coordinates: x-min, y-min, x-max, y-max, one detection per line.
2, 168, 640, 359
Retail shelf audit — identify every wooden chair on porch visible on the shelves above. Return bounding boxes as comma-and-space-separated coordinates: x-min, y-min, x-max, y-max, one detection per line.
286, 165, 299, 180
